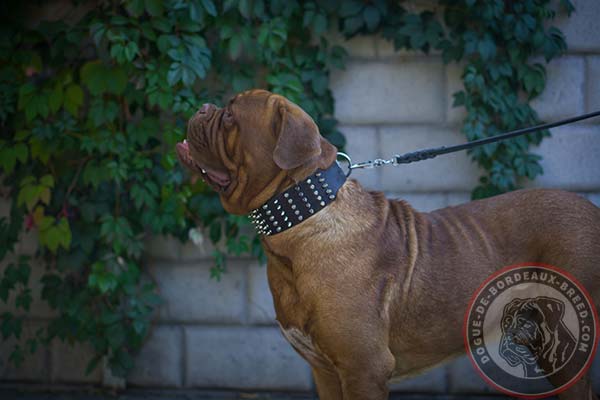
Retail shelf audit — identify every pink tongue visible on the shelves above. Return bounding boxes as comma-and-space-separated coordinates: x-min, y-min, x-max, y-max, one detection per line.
206, 170, 230, 186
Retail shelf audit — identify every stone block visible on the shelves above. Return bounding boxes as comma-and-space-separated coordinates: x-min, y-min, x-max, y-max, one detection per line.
51, 340, 101, 383
247, 263, 276, 325
184, 326, 312, 390
446, 192, 472, 207
529, 124, 600, 190
144, 235, 181, 261
331, 61, 445, 124
389, 365, 447, 392
586, 56, 600, 114
128, 325, 182, 387
586, 192, 600, 207
17, 230, 38, 256
531, 57, 584, 121
149, 260, 246, 324
0, 321, 49, 382
379, 126, 482, 192
375, 37, 426, 59
555, 0, 600, 52
386, 193, 447, 212
340, 125, 380, 189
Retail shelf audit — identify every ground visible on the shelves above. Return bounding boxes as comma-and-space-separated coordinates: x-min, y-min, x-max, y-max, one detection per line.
0, 387, 551, 400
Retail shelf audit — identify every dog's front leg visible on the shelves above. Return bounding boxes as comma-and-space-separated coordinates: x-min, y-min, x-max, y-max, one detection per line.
336, 348, 396, 400
312, 367, 343, 400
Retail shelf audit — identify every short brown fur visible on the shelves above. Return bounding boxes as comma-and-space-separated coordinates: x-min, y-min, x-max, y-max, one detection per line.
177, 90, 600, 400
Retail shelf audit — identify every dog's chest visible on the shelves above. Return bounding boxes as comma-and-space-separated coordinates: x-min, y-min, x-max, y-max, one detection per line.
278, 322, 328, 367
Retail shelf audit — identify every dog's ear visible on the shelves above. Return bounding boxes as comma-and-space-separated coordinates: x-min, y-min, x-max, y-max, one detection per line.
273, 102, 321, 170
536, 297, 565, 331
272, 101, 337, 173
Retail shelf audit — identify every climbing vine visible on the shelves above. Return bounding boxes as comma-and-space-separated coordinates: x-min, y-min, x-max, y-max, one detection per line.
0, 0, 572, 377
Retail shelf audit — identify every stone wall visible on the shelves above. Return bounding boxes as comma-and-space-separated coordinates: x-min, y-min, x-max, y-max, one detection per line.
1, 0, 600, 395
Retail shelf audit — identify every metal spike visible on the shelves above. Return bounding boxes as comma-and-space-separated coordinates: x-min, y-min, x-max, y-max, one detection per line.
295, 186, 300, 191
320, 201, 325, 206
276, 205, 281, 210
322, 183, 328, 188
274, 199, 279, 204
315, 172, 321, 177
291, 204, 296, 210
269, 216, 275, 221
298, 215, 303, 221
276, 227, 282, 232
287, 221, 292, 228
317, 196, 322, 201
262, 204, 268, 209
273, 221, 278, 226
284, 193, 289, 198
309, 184, 315, 189
299, 192, 304, 197
313, 191, 319, 196
302, 197, 308, 202
266, 210, 271, 215
294, 210, 300, 215
326, 189, 332, 194
318, 178, 325, 183
329, 195, 335, 200
309, 209, 314, 214
307, 179, 312, 184
288, 199, 293, 204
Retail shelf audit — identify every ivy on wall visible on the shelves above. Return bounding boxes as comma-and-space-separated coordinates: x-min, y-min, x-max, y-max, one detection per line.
0, 0, 572, 377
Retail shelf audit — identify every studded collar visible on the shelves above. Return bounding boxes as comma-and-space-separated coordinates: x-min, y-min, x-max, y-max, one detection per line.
249, 162, 347, 236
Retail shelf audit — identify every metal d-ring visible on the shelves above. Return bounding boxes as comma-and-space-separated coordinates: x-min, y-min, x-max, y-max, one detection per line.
336, 152, 353, 177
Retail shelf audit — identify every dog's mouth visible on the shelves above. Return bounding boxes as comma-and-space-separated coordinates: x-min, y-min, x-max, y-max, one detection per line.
176, 140, 231, 192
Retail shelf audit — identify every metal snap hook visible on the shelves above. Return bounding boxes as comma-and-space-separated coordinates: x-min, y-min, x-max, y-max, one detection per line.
336, 152, 353, 177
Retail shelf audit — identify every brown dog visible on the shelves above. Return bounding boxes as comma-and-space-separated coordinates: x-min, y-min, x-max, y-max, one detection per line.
176, 89, 600, 400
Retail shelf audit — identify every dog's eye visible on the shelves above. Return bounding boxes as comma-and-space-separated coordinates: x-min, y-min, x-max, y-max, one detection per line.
223, 109, 235, 127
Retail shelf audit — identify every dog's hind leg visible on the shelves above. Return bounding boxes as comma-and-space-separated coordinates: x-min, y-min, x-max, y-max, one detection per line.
312, 367, 343, 400
558, 374, 598, 400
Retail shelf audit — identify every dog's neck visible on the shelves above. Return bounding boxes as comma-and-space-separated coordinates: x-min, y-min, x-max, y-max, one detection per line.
248, 162, 347, 236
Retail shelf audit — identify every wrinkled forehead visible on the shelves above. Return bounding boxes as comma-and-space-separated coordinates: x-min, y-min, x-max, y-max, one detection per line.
229, 89, 280, 112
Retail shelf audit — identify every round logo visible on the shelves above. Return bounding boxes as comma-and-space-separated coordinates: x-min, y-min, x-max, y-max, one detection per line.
464, 264, 598, 398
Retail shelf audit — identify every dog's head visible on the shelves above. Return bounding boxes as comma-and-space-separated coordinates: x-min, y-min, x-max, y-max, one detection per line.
176, 89, 337, 215
499, 296, 569, 372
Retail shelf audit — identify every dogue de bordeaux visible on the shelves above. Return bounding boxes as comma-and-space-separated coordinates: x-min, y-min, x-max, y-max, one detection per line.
176, 89, 600, 400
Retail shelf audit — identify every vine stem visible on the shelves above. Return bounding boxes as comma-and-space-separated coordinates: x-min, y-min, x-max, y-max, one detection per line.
64, 156, 91, 205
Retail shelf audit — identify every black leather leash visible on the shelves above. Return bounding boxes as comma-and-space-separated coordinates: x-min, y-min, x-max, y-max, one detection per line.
250, 110, 600, 236
339, 110, 600, 176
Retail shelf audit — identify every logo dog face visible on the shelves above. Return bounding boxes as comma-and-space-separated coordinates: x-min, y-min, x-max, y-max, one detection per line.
499, 296, 576, 377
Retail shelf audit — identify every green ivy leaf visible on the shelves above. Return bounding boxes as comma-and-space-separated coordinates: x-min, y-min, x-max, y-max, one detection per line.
201, 0, 217, 17
144, 0, 163, 16
363, 6, 381, 32
64, 84, 84, 116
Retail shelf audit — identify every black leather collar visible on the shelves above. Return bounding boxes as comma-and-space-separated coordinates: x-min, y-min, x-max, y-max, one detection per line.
249, 162, 347, 236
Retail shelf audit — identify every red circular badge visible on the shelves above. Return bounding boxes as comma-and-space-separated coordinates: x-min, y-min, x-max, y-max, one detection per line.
463, 263, 599, 398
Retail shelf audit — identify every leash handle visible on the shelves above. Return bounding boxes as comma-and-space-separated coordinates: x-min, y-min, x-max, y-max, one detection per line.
346, 110, 600, 174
